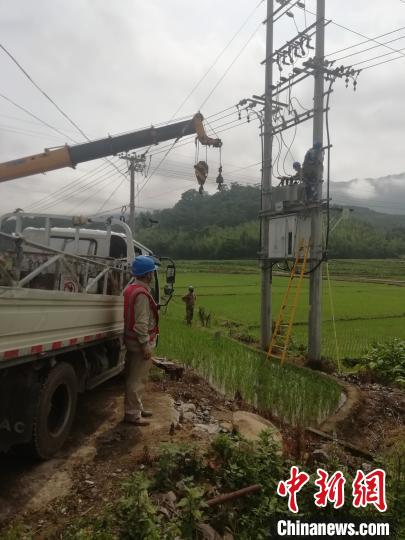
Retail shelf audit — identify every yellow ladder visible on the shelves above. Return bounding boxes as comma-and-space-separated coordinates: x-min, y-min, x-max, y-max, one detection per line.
268, 241, 310, 365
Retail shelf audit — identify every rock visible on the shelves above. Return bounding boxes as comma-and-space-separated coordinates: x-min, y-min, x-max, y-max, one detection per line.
232, 411, 283, 450
197, 523, 222, 540
181, 402, 196, 413
219, 421, 233, 433
160, 491, 177, 513
192, 423, 220, 438
311, 449, 330, 464
223, 528, 235, 540
182, 410, 197, 423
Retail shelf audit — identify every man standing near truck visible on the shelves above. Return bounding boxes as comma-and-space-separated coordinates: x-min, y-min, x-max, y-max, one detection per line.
123, 256, 159, 426
182, 286, 196, 326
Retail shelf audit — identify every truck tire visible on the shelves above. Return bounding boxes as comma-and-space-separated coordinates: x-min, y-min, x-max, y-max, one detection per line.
31, 362, 78, 459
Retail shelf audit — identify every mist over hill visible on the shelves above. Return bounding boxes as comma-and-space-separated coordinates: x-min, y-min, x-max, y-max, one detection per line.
330, 171, 405, 216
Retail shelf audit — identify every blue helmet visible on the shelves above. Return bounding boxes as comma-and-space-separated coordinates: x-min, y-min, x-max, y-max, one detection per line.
131, 255, 158, 277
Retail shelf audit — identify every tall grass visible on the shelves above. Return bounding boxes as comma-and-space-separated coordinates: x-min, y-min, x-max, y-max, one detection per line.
157, 318, 342, 427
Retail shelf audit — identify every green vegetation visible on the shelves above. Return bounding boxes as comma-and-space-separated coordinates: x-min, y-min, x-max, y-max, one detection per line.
56, 433, 404, 539
157, 317, 342, 427
352, 339, 405, 387
165, 265, 405, 361
137, 184, 405, 259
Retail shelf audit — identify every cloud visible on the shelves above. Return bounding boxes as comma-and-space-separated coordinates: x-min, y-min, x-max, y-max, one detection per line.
1, 0, 405, 217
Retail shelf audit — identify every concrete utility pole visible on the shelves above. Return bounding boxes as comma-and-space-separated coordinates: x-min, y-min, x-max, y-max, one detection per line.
129, 156, 136, 237
260, 0, 274, 350
308, 0, 325, 361
119, 153, 147, 238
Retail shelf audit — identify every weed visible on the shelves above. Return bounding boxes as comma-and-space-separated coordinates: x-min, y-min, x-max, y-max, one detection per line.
359, 339, 405, 386
118, 473, 161, 539
154, 443, 205, 491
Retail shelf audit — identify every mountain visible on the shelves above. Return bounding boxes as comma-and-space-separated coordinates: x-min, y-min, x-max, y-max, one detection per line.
135, 183, 405, 259
330, 172, 405, 216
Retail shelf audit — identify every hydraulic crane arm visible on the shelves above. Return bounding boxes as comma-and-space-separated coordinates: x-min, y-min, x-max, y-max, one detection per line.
0, 113, 221, 183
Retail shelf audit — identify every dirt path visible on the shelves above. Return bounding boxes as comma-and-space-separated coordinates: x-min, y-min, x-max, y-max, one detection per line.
1, 369, 404, 538
0, 372, 236, 536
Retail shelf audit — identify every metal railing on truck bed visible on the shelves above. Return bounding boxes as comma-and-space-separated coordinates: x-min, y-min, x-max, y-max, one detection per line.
0, 232, 130, 366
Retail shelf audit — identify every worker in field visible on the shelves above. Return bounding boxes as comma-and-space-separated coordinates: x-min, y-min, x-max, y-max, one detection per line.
123, 255, 159, 426
182, 286, 196, 326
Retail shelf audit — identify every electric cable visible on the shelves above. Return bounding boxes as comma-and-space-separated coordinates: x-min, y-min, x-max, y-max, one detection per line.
0, 93, 79, 143
0, 44, 127, 181
301, 7, 405, 60
326, 26, 405, 57
199, 20, 263, 109
351, 45, 405, 67
95, 176, 129, 214
331, 33, 405, 63
170, 0, 264, 119
27, 161, 124, 212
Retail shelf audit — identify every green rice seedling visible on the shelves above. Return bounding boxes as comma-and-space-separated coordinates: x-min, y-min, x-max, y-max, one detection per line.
157, 318, 342, 427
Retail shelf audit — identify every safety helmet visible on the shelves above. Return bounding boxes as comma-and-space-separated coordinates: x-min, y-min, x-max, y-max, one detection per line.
293, 161, 301, 170
131, 255, 157, 277
188, 286, 194, 291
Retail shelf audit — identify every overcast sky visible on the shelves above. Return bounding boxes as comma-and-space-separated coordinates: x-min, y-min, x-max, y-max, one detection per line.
1, 0, 404, 216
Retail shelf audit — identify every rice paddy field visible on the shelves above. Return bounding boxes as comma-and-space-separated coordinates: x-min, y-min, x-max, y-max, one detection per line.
156, 259, 404, 426
163, 259, 405, 361
157, 316, 342, 427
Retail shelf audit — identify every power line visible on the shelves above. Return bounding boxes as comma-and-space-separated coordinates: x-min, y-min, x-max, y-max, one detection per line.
96, 176, 128, 214
0, 43, 127, 181
301, 7, 405, 60
327, 25, 405, 57
356, 51, 405, 71
26, 161, 117, 211
30, 163, 126, 212
0, 93, 79, 143
351, 45, 405, 67
199, 20, 263, 109
170, 0, 264, 119
331, 33, 405, 63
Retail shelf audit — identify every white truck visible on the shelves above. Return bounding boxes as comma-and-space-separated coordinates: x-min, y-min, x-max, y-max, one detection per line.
0, 211, 176, 458
0, 113, 222, 458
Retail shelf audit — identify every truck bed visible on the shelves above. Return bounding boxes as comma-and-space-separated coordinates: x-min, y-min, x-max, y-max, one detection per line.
0, 286, 124, 364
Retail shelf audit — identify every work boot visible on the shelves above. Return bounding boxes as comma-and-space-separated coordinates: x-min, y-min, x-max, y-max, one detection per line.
141, 410, 153, 418
124, 415, 150, 426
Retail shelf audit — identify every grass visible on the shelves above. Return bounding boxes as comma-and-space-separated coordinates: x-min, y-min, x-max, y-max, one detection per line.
157, 317, 342, 427
167, 264, 405, 360
176, 258, 405, 281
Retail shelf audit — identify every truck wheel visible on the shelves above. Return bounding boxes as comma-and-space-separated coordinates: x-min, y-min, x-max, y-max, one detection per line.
31, 362, 78, 459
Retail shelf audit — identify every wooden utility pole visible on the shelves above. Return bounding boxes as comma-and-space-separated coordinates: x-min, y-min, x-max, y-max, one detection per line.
260, 0, 274, 350
308, 0, 325, 361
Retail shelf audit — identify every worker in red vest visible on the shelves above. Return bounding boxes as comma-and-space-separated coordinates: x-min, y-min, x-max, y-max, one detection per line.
123, 255, 159, 426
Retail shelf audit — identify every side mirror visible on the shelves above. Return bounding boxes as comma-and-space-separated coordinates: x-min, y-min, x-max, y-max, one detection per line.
166, 263, 176, 285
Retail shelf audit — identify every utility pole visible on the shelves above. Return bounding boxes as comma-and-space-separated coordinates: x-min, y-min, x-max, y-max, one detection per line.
260, 0, 274, 350
129, 156, 136, 237
119, 153, 147, 239
308, 0, 325, 362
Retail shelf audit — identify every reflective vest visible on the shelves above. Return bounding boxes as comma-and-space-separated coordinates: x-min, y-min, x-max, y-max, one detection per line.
123, 284, 159, 343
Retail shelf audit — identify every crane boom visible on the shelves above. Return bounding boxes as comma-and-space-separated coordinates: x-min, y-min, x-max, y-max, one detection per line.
0, 113, 221, 183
